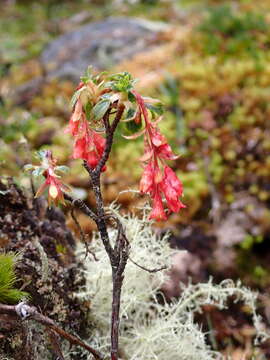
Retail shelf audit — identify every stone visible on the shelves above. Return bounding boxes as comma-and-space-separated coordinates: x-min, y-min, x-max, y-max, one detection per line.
41, 16, 169, 81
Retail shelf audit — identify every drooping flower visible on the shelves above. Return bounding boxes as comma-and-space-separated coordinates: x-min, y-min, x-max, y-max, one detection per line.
33, 150, 70, 206
68, 98, 106, 170
131, 90, 185, 220
139, 162, 154, 193
149, 191, 167, 221
161, 166, 185, 213
68, 99, 83, 136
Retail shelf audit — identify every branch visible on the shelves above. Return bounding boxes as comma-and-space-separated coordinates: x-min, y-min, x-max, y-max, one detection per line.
70, 207, 98, 261
0, 302, 103, 360
94, 103, 125, 176
64, 193, 98, 221
109, 219, 129, 360
128, 257, 167, 273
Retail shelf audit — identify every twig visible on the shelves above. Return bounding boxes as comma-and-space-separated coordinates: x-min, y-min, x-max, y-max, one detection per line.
0, 302, 103, 360
128, 257, 167, 273
70, 207, 98, 261
64, 193, 97, 221
94, 104, 125, 176
109, 216, 129, 360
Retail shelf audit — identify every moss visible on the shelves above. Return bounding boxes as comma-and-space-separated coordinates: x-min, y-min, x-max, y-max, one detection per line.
0, 253, 29, 304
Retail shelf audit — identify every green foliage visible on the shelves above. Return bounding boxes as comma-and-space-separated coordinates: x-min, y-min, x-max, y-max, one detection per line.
24, 150, 70, 180
198, 5, 267, 57
92, 99, 111, 121
200, 5, 266, 36
0, 253, 29, 304
105, 72, 137, 93
124, 119, 142, 134
80, 66, 108, 86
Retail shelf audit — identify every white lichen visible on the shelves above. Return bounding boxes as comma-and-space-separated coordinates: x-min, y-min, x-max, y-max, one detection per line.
76, 206, 269, 359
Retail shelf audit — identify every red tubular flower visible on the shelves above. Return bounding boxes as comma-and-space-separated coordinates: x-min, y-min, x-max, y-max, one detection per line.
66, 100, 83, 136
73, 138, 87, 159
68, 99, 106, 170
162, 166, 186, 212
132, 90, 185, 220
140, 162, 154, 193
163, 165, 184, 197
157, 143, 179, 160
149, 191, 167, 221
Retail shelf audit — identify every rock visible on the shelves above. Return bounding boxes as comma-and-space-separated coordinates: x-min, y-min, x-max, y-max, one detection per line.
41, 16, 169, 81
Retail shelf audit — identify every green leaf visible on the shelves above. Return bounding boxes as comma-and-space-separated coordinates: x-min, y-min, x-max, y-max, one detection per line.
92, 99, 111, 121
80, 66, 93, 84
80, 76, 89, 84
125, 120, 142, 134
103, 81, 114, 89
93, 70, 108, 84
108, 72, 135, 93
84, 102, 92, 121
23, 164, 34, 172
70, 87, 84, 108
125, 108, 136, 121
146, 103, 164, 116
36, 150, 47, 161
128, 91, 136, 103
55, 165, 69, 174
100, 93, 112, 100
32, 167, 44, 177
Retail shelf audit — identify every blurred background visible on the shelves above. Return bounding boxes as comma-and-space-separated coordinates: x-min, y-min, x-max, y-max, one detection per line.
0, 0, 270, 357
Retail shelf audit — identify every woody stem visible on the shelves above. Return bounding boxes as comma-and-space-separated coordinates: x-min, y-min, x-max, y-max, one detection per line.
84, 103, 128, 360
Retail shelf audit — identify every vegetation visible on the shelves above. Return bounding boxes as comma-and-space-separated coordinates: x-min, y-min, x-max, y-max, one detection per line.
0, 253, 28, 304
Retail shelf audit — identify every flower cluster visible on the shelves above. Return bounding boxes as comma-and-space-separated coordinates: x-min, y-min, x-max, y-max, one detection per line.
68, 98, 106, 169
28, 70, 185, 220
67, 81, 106, 170
132, 91, 185, 220
67, 71, 185, 220
25, 150, 70, 206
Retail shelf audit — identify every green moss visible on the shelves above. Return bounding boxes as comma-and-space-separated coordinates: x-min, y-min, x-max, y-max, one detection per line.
198, 5, 267, 59
0, 253, 29, 304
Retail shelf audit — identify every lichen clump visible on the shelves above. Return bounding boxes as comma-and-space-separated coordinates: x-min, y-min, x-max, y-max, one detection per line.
76, 206, 268, 359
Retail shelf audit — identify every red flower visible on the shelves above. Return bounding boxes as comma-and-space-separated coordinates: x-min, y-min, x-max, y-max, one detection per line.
67, 100, 83, 136
157, 143, 178, 160
68, 99, 106, 170
149, 191, 167, 221
132, 91, 185, 220
140, 162, 154, 193
161, 166, 186, 213
73, 137, 87, 159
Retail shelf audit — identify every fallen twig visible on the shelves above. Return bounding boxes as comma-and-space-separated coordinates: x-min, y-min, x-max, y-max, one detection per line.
0, 302, 103, 360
